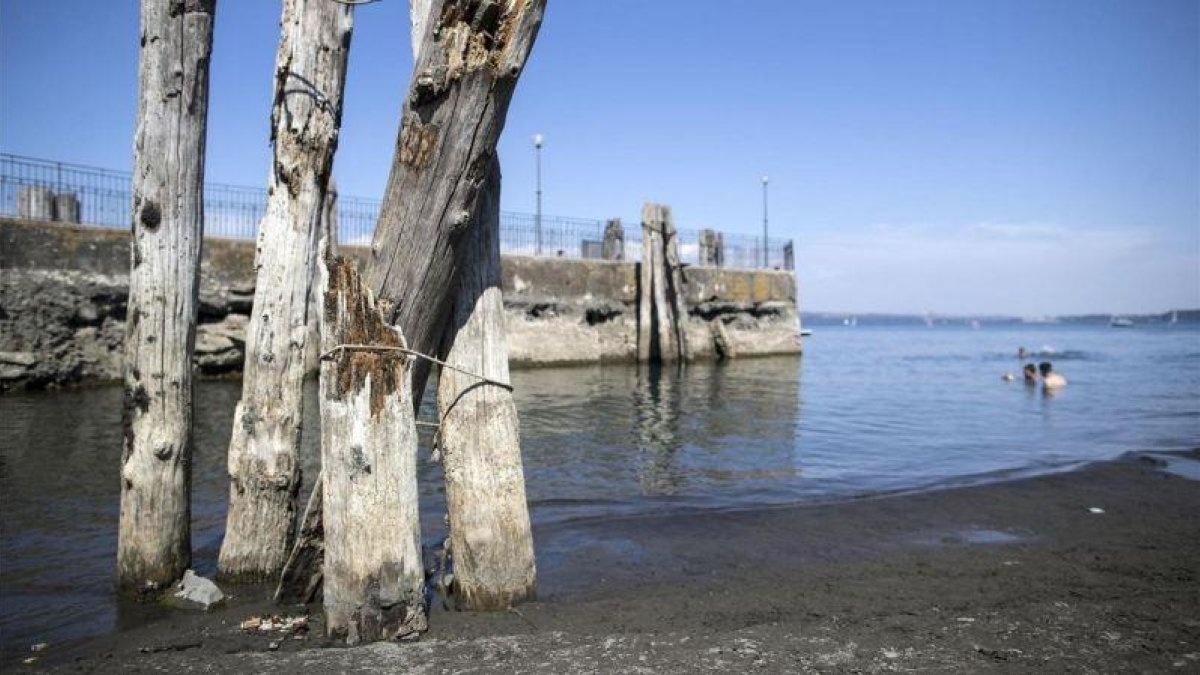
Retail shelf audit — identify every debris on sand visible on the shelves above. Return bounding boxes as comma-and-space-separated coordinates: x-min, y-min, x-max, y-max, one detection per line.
240, 615, 309, 635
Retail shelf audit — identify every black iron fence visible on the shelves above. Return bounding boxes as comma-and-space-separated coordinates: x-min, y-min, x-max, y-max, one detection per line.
0, 153, 793, 270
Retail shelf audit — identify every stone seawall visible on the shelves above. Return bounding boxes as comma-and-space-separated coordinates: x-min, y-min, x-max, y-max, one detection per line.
0, 218, 801, 389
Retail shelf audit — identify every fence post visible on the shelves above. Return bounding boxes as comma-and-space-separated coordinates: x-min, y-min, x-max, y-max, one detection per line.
602, 218, 624, 260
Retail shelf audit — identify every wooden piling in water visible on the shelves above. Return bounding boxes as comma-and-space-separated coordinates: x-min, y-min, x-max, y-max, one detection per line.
638, 203, 689, 363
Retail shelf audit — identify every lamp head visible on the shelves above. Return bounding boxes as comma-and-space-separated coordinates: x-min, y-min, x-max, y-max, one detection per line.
533, 134, 544, 148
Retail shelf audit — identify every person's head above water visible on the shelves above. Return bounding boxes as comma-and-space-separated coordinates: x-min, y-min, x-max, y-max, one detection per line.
1023, 363, 1038, 381
1039, 362, 1053, 376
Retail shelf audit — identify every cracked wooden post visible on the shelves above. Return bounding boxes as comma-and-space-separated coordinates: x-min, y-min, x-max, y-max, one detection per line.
319, 256, 426, 644
637, 203, 689, 363
437, 161, 536, 610
365, 0, 547, 396
118, 0, 215, 594
276, 0, 547, 609
218, 0, 354, 582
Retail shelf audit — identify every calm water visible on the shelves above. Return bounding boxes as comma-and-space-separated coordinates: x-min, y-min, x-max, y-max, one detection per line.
1, 324, 1198, 655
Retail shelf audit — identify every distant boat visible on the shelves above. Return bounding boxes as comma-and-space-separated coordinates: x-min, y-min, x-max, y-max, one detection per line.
800, 328, 813, 337
843, 317, 857, 327
1110, 316, 1134, 328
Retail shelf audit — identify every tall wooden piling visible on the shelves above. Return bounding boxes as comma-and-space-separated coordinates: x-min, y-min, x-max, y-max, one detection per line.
276, 0, 546, 619
436, 163, 536, 610
638, 203, 689, 363
219, 0, 355, 582
118, 0, 215, 594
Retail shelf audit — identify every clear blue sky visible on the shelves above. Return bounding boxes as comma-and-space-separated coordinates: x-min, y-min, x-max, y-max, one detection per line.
2, 0, 1197, 315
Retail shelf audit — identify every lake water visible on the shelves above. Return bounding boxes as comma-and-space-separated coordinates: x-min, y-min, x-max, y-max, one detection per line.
2, 324, 1198, 656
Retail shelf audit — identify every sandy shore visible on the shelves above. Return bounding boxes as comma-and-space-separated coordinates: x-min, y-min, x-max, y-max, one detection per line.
17, 449, 1200, 673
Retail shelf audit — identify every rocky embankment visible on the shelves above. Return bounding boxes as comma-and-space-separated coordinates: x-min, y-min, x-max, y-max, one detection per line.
0, 269, 254, 391
1, 219, 802, 392
1, 268, 800, 391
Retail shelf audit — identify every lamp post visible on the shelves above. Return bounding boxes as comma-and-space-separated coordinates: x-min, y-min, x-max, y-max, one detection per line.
761, 175, 769, 268
533, 133, 544, 255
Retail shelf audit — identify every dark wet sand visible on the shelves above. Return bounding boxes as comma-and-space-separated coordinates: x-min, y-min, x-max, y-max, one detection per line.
18, 450, 1200, 673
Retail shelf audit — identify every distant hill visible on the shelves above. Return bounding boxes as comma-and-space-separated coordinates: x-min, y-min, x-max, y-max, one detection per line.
800, 309, 1199, 327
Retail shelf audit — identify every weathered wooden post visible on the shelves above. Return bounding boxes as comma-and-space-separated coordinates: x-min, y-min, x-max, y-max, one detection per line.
118, 0, 215, 594
17, 186, 55, 220
219, 0, 354, 582
318, 255, 427, 644
436, 163, 536, 610
277, 0, 546, 615
698, 228, 718, 266
54, 192, 81, 224
602, 218, 624, 261
638, 203, 689, 363
364, 0, 546, 387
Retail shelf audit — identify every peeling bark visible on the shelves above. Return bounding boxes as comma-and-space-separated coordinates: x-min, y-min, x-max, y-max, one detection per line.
274, 0, 546, 612
118, 0, 215, 594
365, 0, 547, 396
218, 0, 354, 582
318, 256, 427, 644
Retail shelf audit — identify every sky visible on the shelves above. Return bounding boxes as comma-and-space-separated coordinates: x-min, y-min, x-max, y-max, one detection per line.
2, 0, 1197, 316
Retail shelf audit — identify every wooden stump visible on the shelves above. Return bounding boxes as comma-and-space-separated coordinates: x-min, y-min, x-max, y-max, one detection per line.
118, 0, 215, 595
436, 159, 536, 610
699, 228, 724, 267
219, 0, 354, 582
53, 192, 80, 223
17, 186, 55, 221
638, 203, 689, 363
602, 218, 624, 261
319, 257, 426, 644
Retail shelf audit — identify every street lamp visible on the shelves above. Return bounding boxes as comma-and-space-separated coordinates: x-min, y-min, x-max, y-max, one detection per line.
533, 133, 544, 255
761, 175, 769, 268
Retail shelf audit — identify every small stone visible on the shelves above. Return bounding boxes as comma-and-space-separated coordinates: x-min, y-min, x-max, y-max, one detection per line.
173, 570, 225, 610
268, 640, 280, 651
30, 643, 48, 652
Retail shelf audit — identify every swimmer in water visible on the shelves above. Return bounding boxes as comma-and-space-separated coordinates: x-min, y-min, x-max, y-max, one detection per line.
1039, 361, 1067, 389
1023, 363, 1038, 384
1018, 347, 1028, 359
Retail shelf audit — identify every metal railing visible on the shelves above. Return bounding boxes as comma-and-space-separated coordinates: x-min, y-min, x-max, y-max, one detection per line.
0, 153, 793, 269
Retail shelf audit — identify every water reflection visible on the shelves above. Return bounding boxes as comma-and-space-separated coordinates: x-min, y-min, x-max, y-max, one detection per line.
633, 364, 685, 495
